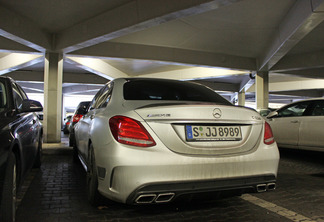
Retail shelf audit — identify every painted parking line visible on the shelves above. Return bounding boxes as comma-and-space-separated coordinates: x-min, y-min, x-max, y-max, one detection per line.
241, 194, 317, 222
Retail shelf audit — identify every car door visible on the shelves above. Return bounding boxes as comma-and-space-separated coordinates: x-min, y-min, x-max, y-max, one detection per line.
298, 100, 324, 150
267, 101, 310, 147
76, 107, 95, 161
76, 84, 111, 162
76, 99, 99, 162
12, 82, 38, 171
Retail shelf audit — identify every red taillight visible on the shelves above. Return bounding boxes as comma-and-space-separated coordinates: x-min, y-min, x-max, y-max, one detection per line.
109, 116, 156, 147
72, 114, 83, 123
264, 122, 275, 145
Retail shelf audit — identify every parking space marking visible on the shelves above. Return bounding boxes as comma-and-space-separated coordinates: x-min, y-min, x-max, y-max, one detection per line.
241, 194, 316, 222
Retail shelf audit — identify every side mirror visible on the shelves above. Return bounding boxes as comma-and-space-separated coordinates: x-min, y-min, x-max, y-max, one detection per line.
259, 109, 271, 117
267, 111, 278, 119
37, 113, 43, 120
19, 99, 43, 113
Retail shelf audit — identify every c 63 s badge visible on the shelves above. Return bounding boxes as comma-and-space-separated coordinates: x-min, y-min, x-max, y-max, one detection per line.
147, 114, 171, 118
252, 115, 262, 120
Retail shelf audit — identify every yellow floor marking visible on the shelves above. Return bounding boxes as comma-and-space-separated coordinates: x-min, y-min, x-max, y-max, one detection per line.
241, 194, 318, 222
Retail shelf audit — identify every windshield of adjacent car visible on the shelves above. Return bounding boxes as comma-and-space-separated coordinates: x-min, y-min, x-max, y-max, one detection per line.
0, 81, 7, 112
123, 79, 232, 105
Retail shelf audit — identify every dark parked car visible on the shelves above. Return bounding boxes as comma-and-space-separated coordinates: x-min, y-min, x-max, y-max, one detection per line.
0, 76, 43, 221
69, 101, 90, 148
62, 115, 72, 134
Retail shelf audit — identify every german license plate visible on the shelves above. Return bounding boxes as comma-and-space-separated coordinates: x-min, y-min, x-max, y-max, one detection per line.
185, 125, 242, 141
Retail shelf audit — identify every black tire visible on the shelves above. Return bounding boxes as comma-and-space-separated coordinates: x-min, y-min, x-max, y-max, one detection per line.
1, 152, 17, 222
33, 136, 42, 168
69, 129, 74, 147
72, 145, 79, 163
69, 135, 73, 147
63, 128, 69, 134
87, 144, 101, 206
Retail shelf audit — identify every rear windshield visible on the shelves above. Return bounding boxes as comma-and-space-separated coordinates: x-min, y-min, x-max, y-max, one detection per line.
123, 79, 231, 105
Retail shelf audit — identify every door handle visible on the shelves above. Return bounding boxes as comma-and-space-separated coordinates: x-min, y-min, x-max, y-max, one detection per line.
90, 115, 94, 120
291, 120, 299, 123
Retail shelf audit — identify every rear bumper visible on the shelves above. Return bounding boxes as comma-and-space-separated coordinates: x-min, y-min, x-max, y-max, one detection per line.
126, 174, 276, 204
95, 142, 279, 204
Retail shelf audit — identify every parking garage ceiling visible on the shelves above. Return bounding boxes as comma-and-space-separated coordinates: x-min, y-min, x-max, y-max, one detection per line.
1, 0, 324, 104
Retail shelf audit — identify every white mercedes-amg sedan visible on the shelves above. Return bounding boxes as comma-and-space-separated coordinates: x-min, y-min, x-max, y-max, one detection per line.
74, 78, 280, 206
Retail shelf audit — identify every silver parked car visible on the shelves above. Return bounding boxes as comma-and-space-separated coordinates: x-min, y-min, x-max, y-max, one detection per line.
74, 78, 279, 206
267, 98, 324, 152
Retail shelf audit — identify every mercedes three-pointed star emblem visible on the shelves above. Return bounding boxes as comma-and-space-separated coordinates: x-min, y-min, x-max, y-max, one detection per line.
213, 108, 222, 118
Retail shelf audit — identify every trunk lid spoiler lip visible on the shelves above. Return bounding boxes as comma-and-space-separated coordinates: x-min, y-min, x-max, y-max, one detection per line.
134, 101, 233, 110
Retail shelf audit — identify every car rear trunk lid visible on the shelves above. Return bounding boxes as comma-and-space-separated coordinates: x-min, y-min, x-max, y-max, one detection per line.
135, 104, 263, 156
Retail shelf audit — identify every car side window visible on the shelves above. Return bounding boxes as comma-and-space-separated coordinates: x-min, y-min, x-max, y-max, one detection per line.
89, 85, 107, 110
12, 82, 27, 110
0, 82, 7, 111
92, 85, 108, 109
89, 83, 113, 110
96, 83, 113, 109
16, 83, 28, 100
89, 87, 104, 110
310, 101, 324, 116
277, 102, 309, 117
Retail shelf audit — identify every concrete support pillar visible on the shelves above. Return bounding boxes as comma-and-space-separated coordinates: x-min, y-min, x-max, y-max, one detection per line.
43, 52, 63, 143
256, 71, 269, 110
238, 89, 245, 106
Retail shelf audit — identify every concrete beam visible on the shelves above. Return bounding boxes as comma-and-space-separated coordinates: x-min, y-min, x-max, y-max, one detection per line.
271, 89, 324, 98
57, 0, 243, 53
270, 79, 324, 92
0, 5, 51, 52
6, 70, 108, 84
137, 66, 247, 81
271, 51, 324, 72
65, 56, 128, 80
0, 36, 39, 53
258, 0, 324, 71
248, 78, 324, 93
70, 42, 256, 71
0, 53, 43, 75
192, 79, 239, 92
62, 84, 103, 95
278, 68, 324, 79
239, 74, 255, 92
16, 82, 43, 92
62, 72, 108, 84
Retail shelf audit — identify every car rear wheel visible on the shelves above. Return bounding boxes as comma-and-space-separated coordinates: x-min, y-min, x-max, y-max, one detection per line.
69, 136, 73, 147
1, 152, 17, 222
72, 145, 79, 163
87, 144, 101, 206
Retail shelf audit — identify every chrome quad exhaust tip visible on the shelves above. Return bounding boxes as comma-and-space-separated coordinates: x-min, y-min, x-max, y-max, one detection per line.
256, 184, 267, 192
155, 193, 175, 203
266, 182, 276, 191
135, 194, 157, 204
135, 192, 175, 204
256, 182, 276, 193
